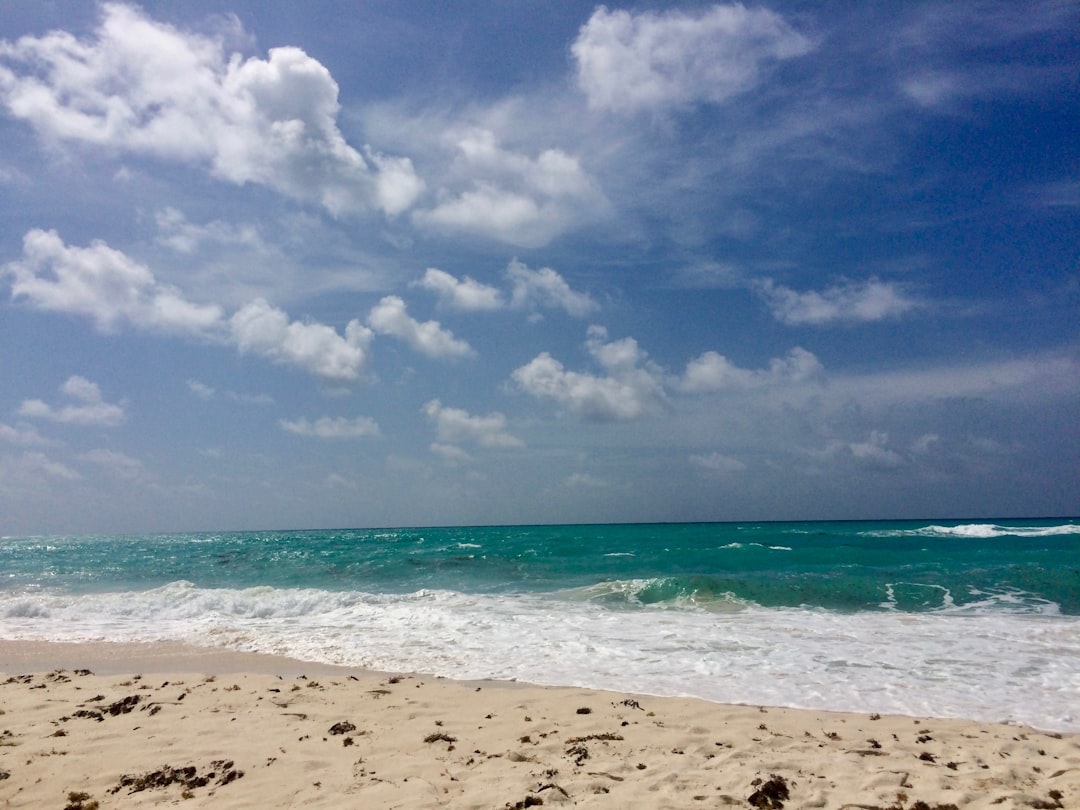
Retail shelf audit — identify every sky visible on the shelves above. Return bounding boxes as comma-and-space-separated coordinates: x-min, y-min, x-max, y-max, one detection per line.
0, 1, 1077, 534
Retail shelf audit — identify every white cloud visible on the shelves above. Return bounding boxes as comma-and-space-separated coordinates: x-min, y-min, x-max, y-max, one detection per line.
5, 451, 81, 482
564, 472, 611, 489
324, 472, 359, 490
6, 230, 376, 383
413, 261, 595, 318
506, 260, 596, 317
755, 278, 919, 326
413, 129, 606, 247
690, 452, 747, 473
279, 415, 380, 439
911, 433, 941, 455
680, 347, 822, 392
230, 298, 373, 381
422, 399, 523, 449
572, 4, 812, 113
226, 391, 275, 406
807, 431, 907, 472
828, 352, 1080, 406
187, 380, 216, 400
0, 3, 422, 217
367, 296, 473, 359
0, 422, 54, 446
78, 448, 144, 480
512, 326, 667, 421
18, 376, 126, 427
430, 442, 473, 464
848, 431, 905, 469
413, 268, 503, 311
5, 229, 225, 335
155, 207, 264, 254
188, 379, 274, 405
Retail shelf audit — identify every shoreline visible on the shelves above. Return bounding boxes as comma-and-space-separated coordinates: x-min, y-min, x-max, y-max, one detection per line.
1, 640, 1077, 808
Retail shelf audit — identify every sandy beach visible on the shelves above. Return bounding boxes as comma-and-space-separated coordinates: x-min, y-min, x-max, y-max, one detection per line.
0, 642, 1076, 809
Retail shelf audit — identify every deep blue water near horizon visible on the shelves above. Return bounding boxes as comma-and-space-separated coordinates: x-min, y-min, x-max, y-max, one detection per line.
2, 518, 1079, 732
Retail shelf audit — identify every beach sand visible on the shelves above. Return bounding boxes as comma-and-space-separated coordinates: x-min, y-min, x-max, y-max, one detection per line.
0, 642, 1076, 809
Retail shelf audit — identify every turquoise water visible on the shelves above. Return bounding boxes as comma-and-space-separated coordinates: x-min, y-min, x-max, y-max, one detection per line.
2, 519, 1078, 730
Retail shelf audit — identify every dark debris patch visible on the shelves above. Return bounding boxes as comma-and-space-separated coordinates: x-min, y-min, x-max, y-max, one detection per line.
328, 721, 356, 736
856, 801, 960, 810
424, 732, 457, 744
748, 774, 790, 809
566, 744, 589, 766
104, 695, 141, 716
566, 733, 623, 744
109, 760, 244, 795
505, 795, 543, 808
63, 791, 99, 810
1024, 790, 1065, 810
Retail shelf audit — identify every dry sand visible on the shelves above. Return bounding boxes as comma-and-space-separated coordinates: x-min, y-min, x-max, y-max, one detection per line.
0, 641, 1077, 809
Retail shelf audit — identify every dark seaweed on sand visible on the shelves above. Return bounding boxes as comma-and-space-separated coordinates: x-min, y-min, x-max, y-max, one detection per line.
748, 774, 790, 809
109, 760, 243, 795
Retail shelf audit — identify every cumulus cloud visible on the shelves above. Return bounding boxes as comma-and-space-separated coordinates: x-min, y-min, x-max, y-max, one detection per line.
430, 442, 473, 464
367, 296, 473, 359
572, 4, 812, 113
155, 207, 263, 254
564, 472, 611, 489
679, 346, 822, 392
516, 326, 826, 420
755, 278, 919, 326
279, 415, 380, 439
4, 229, 225, 335
18, 376, 126, 427
0, 422, 54, 446
0, 3, 422, 216
78, 448, 144, 480
231, 299, 373, 381
422, 399, 523, 449
848, 431, 905, 469
413, 129, 606, 247
512, 326, 667, 421
187, 380, 216, 401
5, 229, 375, 382
506, 260, 596, 316
690, 452, 747, 473
808, 431, 906, 472
413, 268, 503, 311
3, 451, 81, 482
414, 261, 595, 317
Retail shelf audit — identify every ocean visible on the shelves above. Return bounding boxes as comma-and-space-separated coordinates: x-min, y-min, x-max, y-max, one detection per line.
1, 519, 1078, 732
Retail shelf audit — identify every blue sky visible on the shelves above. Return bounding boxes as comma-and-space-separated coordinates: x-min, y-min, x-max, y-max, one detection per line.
1, 1, 1077, 534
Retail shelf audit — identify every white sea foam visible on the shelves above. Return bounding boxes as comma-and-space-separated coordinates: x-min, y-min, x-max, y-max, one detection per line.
2, 582, 1078, 732
868, 523, 1080, 539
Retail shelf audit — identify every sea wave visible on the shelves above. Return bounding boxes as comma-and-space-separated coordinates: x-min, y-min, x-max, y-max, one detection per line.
2, 581, 1078, 732
865, 523, 1080, 539
558, 578, 752, 611
718, 542, 793, 551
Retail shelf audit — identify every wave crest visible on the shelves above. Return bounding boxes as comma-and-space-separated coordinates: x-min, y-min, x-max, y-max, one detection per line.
561, 578, 752, 611
866, 523, 1079, 539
